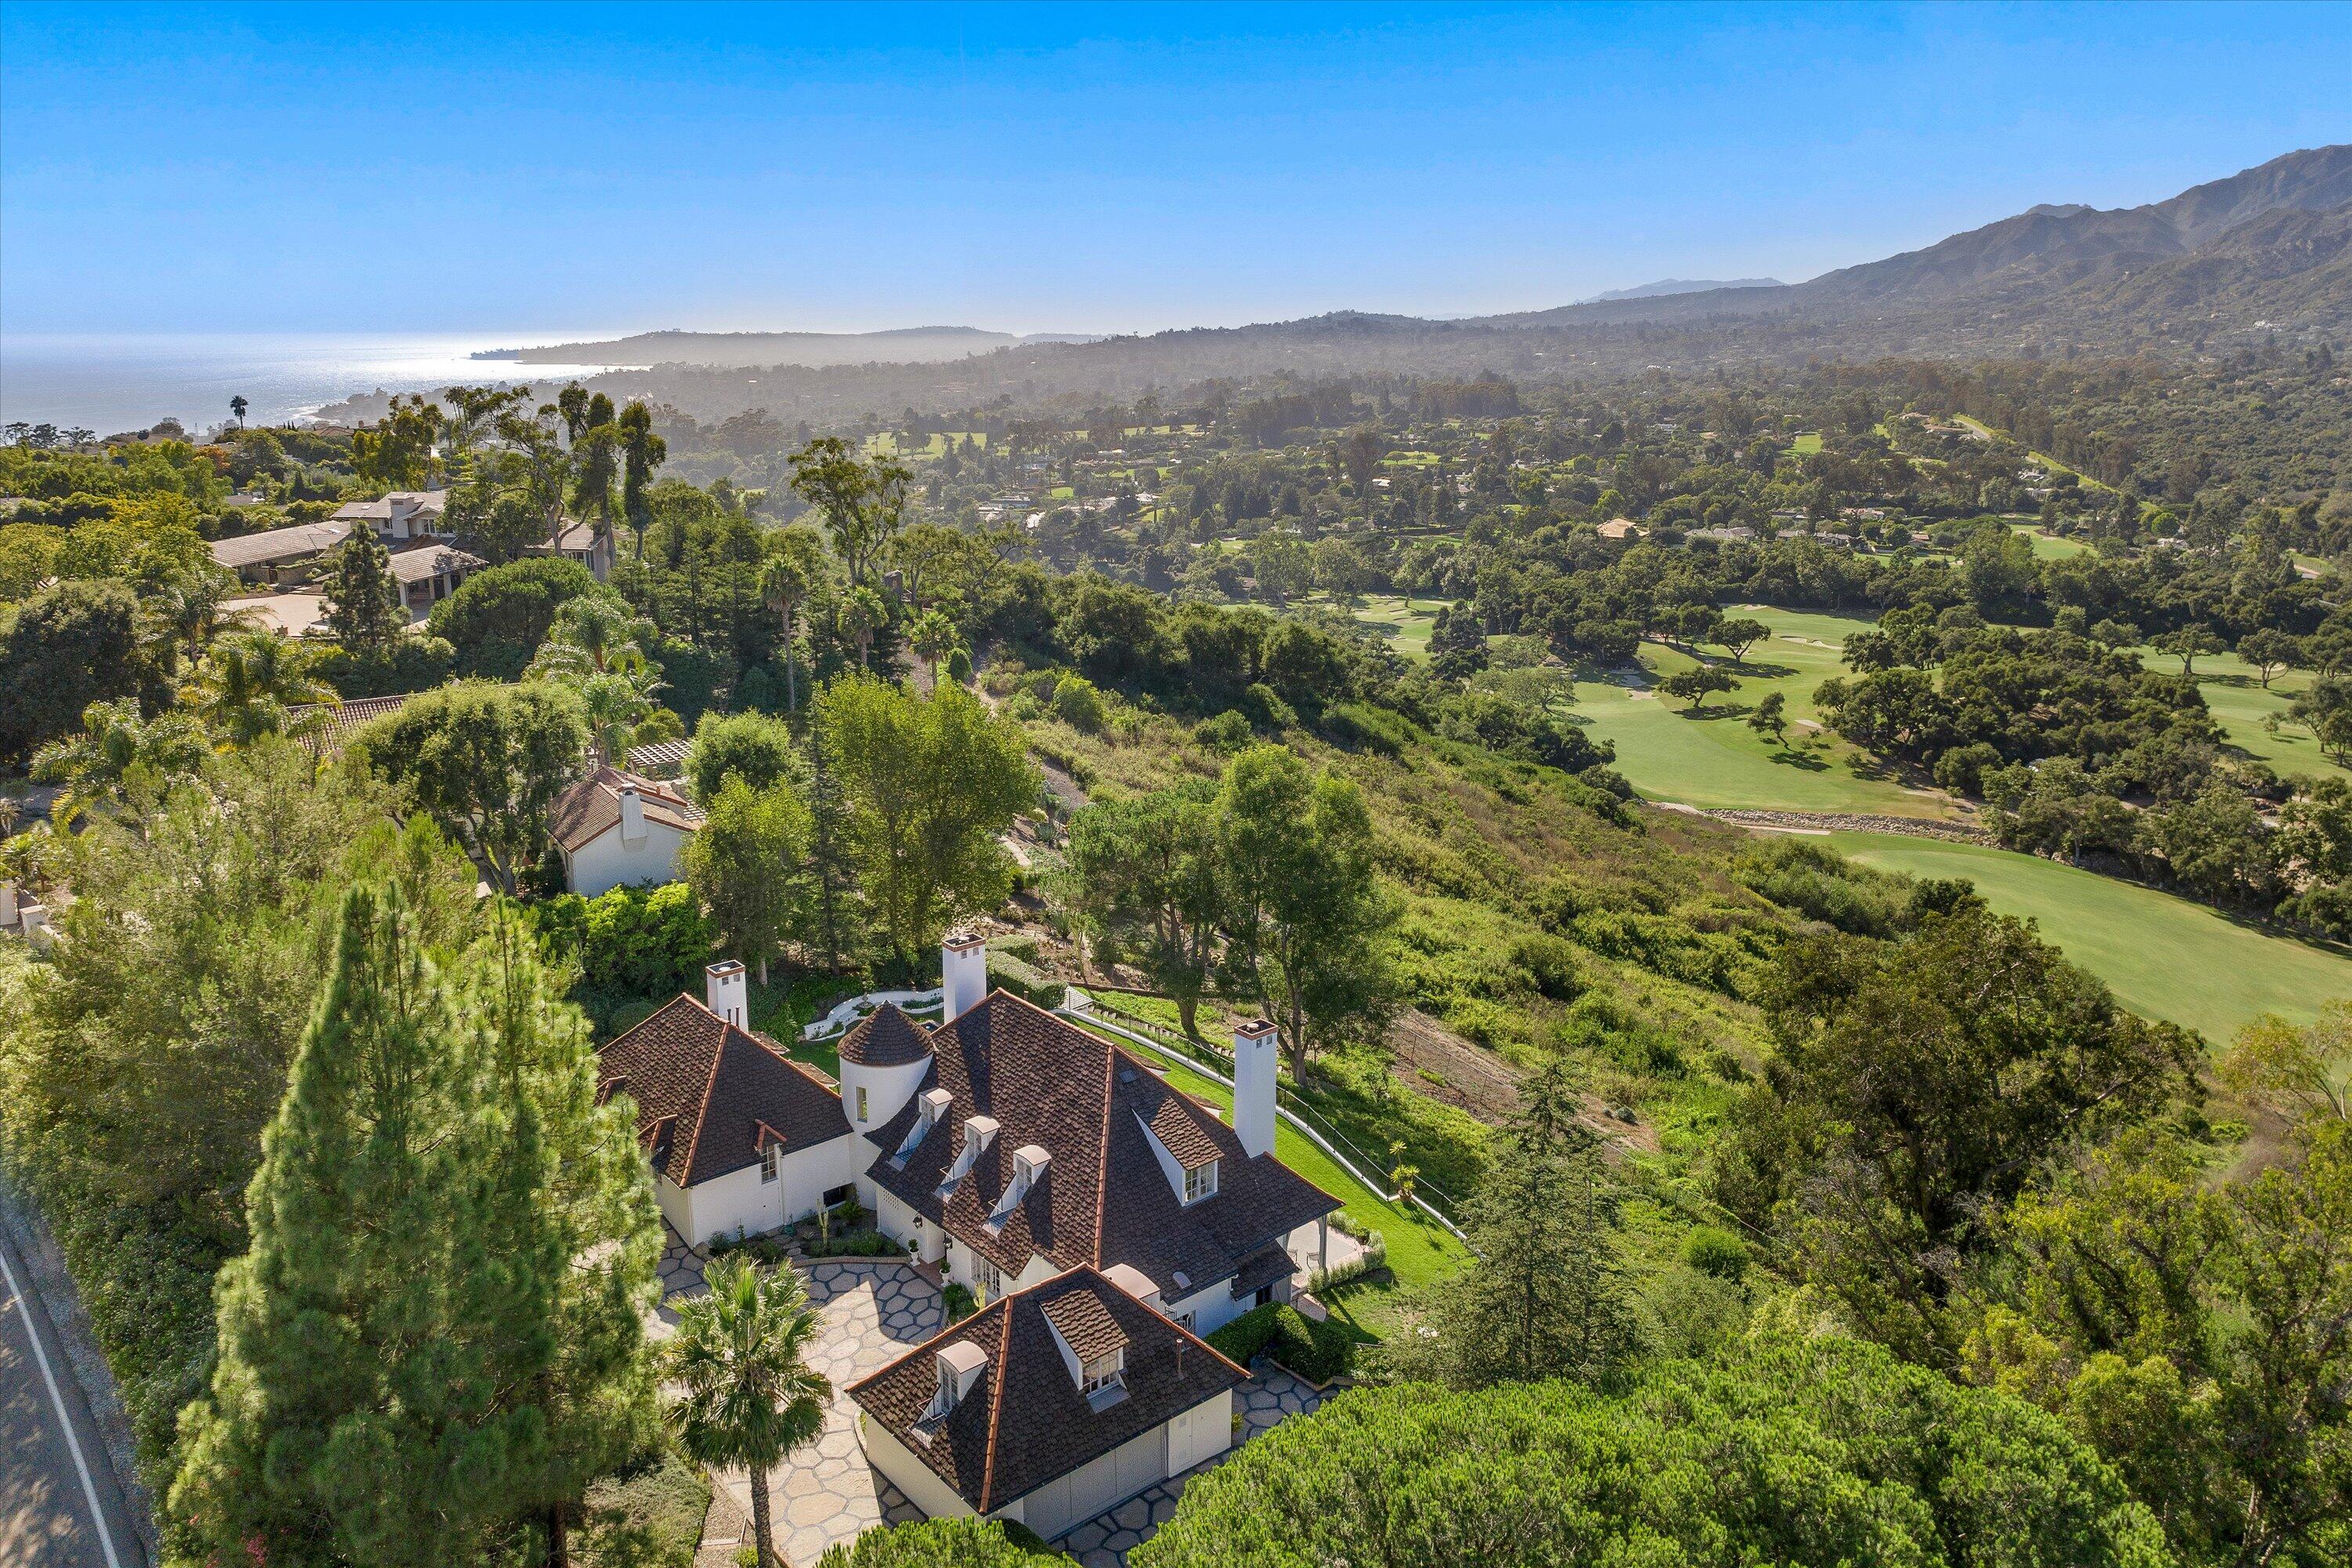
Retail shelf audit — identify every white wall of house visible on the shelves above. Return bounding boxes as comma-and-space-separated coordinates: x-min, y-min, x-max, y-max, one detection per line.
686, 1135, 870, 1247
1163, 1276, 1253, 1336
858, 1417, 978, 1523
562, 825, 691, 897
1165, 1387, 1235, 1475
838, 1054, 934, 1140
653, 1173, 696, 1243
1011, 1417, 1172, 1541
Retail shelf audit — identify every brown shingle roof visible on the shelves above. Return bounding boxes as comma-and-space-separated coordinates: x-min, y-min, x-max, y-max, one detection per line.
838, 1003, 934, 1066
598, 995, 849, 1187
847, 1267, 1244, 1512
1040, 1287, 1128, 1363
549, 766, 705, 852
866, 993, 1338, 1302
209, 520, 353, 568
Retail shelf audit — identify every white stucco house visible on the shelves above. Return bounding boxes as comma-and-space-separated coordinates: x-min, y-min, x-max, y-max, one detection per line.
548, 767, 703, 897
597, 934, 1341, 1540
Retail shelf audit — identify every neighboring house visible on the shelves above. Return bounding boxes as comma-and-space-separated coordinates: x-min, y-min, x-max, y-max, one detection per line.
331, 490, 452, 541
848, 1265, 1247, 1540
527, 518, 614, 583
387, 542, 482, 617
549, 767, 704, 896
209, 520, 354, 586
1595, 517, 1642, 541
597, 935, 1341, 1543
626, 738, 692, 780
599, 961, 866, 1243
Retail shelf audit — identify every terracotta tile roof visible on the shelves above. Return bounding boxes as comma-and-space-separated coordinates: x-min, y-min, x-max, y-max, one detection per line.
285, 692, 416, 753
838, 1003, 934, 1067
549, 766, 705, 852
847, 1267, 1244, 1512
865, 992, 1338, 1302
598, 995, 849, 1187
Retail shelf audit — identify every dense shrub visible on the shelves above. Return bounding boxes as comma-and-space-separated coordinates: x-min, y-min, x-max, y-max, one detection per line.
815, 1519, 1062, 1566
1206, 1302, 1356, 1385
580, 1445, 712, 1568
1051, 673, 1109, 733
426, 556, 602, 681
531, 882, 714, 998
1733, 837, 1916, 938
314, 633, 456, 698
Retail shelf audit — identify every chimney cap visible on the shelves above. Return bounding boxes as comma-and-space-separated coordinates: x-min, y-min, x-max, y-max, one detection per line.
943, 931, 987, 953
706, 959, 746, 978
1234, 1018, 1279, 1040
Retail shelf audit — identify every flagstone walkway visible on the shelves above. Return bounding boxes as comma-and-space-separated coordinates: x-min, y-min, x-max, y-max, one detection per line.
655, 1227, 1331, 1567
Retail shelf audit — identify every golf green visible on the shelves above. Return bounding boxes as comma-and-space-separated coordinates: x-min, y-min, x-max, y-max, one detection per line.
1828, 832, 2352, 1041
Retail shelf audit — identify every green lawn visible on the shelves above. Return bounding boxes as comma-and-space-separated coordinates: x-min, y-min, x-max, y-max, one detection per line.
2008, 521, 2092, 560
2128, 646, 2347, 786
1828, 832, 2352, 1041
1790, 433, 1823, 455
1288, 591, 1443, 661
1580, 608, 1964, 818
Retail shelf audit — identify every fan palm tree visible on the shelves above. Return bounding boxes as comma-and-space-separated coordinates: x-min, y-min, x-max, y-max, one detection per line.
838, 585, 887, 673
185, 631, 339, 746
665, 1256, 832, 1568
907, 607, 964, 686
30, 699, 212, 826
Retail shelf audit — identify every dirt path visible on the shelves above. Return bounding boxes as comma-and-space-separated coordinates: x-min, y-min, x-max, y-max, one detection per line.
1662, 804, 1994, 844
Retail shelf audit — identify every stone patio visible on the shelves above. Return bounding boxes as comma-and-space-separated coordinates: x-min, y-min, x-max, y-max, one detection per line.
655, 1225, 1331, 1567
1057, 1367, 1330, 1567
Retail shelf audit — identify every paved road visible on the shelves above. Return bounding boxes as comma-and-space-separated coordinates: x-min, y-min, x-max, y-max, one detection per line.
0, 1220, 141, 1568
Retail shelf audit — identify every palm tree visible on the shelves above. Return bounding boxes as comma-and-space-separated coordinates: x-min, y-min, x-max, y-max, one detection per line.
760, 549, 816, 713
185, 631, 339, 746
526, 597, 659, 683
30, 699, 211, 826
908, 608, 964, 686
665, 1256, 831, 1568
838, 585, 886, 673
575, 668, 665, 765
230, 394, 248, 429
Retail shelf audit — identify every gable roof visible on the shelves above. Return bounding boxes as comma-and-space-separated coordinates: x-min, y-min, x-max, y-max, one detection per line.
864, 992, 1338, 1301
598, 995, 849, 1187
846, 1266, 1245, 1513
549, 766, 705, 852
209, 520, 354, 568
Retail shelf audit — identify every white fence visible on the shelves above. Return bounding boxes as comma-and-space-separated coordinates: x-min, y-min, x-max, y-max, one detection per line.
801, 988, 945, 1041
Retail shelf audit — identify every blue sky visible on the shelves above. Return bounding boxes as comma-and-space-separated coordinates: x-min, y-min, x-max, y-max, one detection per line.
3, 2, 2346, 338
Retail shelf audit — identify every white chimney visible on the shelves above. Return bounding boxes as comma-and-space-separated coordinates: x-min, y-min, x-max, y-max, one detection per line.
1232, 1018, 1279, 1160
0, 880, 16, 929
618, 784, 648, 845
705, 960, 748, 1028
942, 931, 989, 1020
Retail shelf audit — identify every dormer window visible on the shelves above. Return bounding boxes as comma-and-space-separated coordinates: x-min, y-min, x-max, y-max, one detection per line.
1183, 1159, 1219, 1204
1080, 1349, 1126, 1398
760, 1144, 779, 1184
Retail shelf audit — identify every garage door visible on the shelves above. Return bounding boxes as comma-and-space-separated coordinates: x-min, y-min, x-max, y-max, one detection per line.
1033, 1425, 1167, 1538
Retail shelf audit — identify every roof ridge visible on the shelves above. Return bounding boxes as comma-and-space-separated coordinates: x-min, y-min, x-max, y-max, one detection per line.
978, 1287, 1017, 1511
1092, 1044, 1113, 1266
674, 994, 733, 1183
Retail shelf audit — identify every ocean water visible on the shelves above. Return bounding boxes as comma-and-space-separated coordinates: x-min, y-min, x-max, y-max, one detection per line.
0, 332, 639, 437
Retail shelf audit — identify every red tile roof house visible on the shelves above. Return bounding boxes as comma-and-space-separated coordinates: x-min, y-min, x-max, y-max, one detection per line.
599, 934, 1342, 1539
547, 766, 705, 896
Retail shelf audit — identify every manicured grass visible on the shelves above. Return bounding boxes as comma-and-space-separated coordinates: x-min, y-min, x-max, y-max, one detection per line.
2008, 521, 2092, 559
1790, 433, 1823, 455
2126, 646, 2347, 786
1579, 608, 1964, 819
1290, 591, 1443, 661
1828, 832, 2352, 1041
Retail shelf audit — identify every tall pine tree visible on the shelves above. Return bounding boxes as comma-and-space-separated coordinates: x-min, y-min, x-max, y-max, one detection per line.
168, 888, 662, 1568
321, 532, 407, 658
